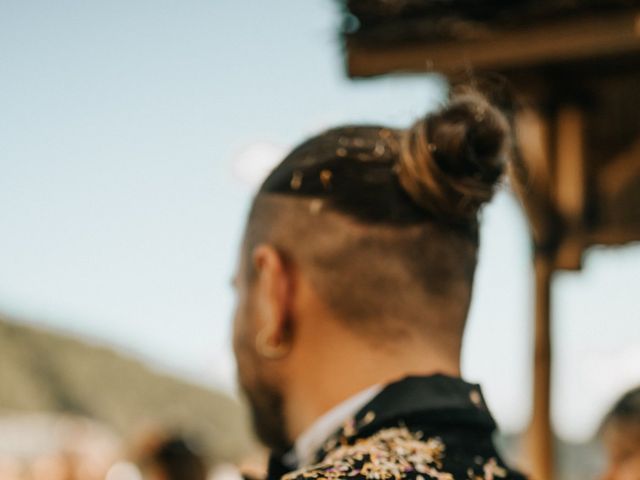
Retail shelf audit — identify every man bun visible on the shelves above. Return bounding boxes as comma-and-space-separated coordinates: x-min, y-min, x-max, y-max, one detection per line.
397, 89, 510, 223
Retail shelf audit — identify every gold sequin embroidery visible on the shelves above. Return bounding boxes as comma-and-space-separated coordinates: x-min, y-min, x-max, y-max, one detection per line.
282, 427, 453, 480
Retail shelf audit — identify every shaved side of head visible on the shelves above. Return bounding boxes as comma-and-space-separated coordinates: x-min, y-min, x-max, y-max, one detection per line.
243, 194, 477, 354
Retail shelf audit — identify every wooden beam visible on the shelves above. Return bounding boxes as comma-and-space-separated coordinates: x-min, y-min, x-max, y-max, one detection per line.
588, 227, 640, 246
599, 137, 640, 197
554, 106, 586, 224
554, 106, 586, 270
513, 107, 558, 249
347, 11, 640, 77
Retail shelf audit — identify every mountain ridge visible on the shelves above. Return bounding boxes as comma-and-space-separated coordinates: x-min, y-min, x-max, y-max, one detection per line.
0, 315, 254, 461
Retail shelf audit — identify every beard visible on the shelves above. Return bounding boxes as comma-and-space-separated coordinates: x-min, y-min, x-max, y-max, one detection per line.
242, 372, 291, 455
235, 324, 291, 455
233, 281, 291, 456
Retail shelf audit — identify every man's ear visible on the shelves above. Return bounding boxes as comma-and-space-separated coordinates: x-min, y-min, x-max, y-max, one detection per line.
252, 244, 293, 358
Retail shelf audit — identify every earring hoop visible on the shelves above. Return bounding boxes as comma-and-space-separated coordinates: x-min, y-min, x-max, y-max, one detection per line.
255, 328, 289, 360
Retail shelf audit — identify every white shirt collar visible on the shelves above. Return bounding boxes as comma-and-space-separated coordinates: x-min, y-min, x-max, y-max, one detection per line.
293, 384, 382, 468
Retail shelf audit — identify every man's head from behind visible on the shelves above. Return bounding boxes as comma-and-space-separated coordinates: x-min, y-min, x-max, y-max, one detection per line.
601, 386, 640, 480
231, 89, 512, 454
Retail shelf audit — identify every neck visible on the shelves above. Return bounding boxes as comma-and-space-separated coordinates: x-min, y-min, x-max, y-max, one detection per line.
282, 326, 460, 441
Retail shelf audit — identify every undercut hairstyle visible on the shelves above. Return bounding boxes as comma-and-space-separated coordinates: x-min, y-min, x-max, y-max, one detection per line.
243, 88, 512, 347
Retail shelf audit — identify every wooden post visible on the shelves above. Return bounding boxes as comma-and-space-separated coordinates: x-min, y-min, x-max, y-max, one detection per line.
554, 106, 587, 270
527, 254, 554, 480
516, 106, 556, 479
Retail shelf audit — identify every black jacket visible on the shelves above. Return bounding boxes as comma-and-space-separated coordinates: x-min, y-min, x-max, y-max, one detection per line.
267, 375, 527, 480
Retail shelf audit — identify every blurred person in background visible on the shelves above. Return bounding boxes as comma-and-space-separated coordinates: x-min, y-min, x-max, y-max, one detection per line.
601, 386, 640, 480
138, 436, 207, 480
231, 87, 527, 480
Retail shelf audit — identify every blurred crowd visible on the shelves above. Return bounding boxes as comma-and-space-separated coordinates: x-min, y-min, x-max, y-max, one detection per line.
0, 416, 260, 480
0, 385, 639, 480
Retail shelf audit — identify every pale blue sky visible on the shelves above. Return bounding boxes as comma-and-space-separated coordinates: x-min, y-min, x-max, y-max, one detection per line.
1, 0, 638, 442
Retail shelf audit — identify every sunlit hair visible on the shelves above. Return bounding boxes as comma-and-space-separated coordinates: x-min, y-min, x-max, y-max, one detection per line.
243, 87, 512, 347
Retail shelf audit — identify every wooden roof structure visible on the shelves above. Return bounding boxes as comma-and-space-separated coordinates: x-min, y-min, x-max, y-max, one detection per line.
345, 1, 639, 73
339, 1, 640, 479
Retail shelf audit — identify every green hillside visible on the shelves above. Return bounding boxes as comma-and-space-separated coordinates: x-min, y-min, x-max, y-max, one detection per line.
0, 316, 254, 461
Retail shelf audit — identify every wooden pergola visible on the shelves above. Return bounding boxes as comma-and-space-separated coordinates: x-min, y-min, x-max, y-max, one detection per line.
338, 1, 640, 478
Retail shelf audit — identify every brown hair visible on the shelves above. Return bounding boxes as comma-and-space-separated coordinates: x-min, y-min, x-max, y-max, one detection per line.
397, 89, 509, 223
245, 88, 511, 343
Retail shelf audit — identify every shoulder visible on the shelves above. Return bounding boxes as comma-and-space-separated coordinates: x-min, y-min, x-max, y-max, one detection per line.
281, 426, 526, 480
282, 427, 455, 480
